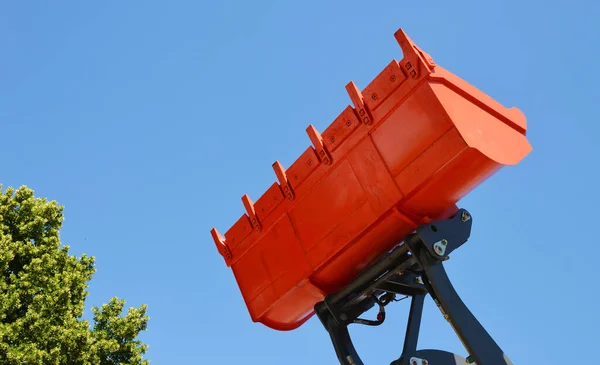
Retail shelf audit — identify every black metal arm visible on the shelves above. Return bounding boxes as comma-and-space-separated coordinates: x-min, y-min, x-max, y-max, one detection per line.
314, 209, 513, 365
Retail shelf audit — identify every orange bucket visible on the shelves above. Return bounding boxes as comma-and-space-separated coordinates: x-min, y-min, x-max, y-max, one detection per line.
210, 28, 532, 331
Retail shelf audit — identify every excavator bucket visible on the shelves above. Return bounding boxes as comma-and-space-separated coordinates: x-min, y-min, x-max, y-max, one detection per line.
210, 28, 531, 364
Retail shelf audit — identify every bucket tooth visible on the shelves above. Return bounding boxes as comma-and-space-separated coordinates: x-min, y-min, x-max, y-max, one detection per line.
210, 228, 232, 266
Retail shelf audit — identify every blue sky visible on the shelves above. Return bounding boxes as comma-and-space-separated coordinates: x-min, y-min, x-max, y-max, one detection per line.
1, 1, 598, 364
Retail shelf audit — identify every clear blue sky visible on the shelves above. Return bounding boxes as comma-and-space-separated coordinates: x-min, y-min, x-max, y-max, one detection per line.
1, 1, 598, 364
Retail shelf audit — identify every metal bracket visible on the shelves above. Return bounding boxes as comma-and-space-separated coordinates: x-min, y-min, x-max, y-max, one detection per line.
315, 208, 513, 365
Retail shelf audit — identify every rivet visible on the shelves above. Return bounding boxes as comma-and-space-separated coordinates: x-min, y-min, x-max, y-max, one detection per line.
461, 211, 471, 222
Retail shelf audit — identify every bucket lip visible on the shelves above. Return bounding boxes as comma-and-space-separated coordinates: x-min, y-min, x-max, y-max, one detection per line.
424, 66, 532, 166
428, 66, 528, 136
358, 66, 532, 168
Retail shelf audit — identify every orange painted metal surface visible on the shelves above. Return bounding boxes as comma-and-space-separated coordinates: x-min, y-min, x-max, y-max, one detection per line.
210, 29, 532, 331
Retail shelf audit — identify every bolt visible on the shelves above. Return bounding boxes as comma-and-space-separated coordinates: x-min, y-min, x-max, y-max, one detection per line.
433, 240, 446, 256
461, 211, 471, 222
340, 313, 348, 321
414, 276, 423, 285
409, 357, 428, 365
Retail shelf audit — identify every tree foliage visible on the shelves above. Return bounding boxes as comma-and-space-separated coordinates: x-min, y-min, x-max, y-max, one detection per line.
0, 186, 149, 365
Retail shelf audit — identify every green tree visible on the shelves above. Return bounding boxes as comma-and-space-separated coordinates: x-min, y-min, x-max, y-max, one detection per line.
0, 185, 149, 365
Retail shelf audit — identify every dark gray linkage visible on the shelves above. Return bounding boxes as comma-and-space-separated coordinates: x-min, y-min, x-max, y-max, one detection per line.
314, 209, 513, 365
